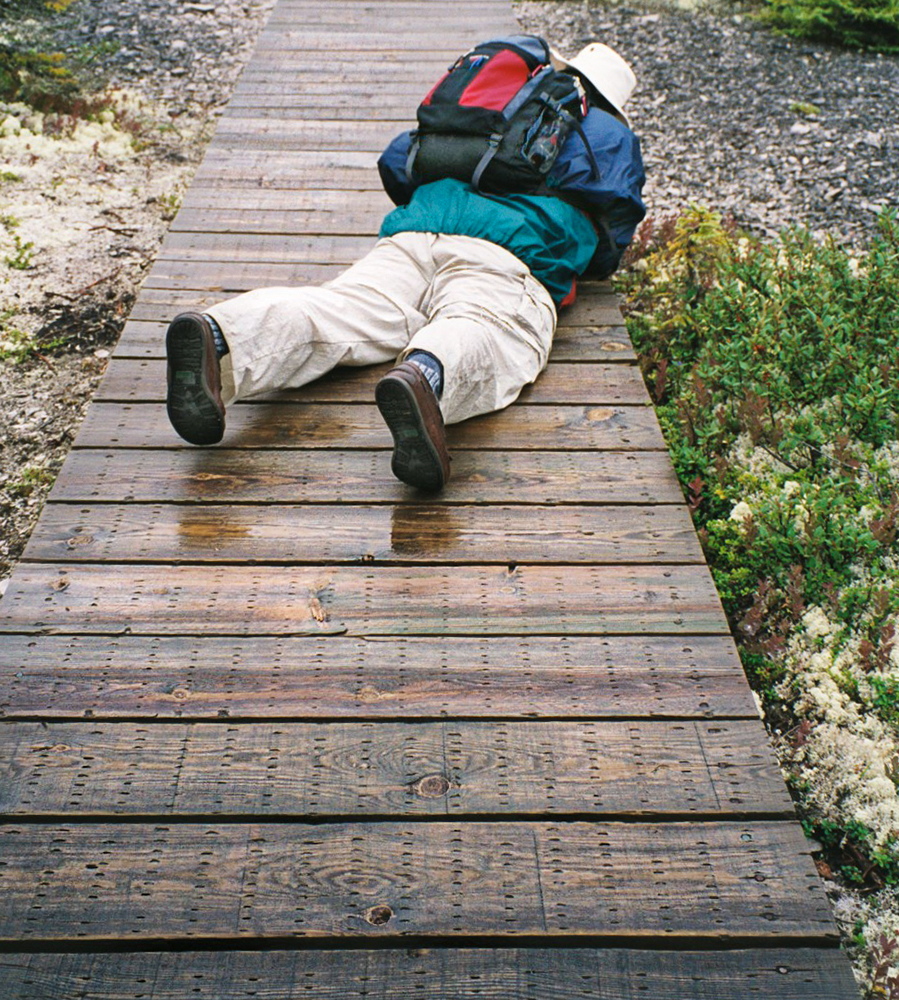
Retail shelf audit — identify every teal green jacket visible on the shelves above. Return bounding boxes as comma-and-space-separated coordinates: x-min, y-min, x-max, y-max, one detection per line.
379, 178, 598, 307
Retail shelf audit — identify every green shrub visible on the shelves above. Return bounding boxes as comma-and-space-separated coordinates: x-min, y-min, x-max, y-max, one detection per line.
618, 211, 899, 918
759, 0, 899, 52
620, 206, 899, 616
0, 45, 82, 112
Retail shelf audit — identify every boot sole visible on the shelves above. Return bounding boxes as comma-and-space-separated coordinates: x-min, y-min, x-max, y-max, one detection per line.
375, 377, 446, 491
166, 318, 225, 446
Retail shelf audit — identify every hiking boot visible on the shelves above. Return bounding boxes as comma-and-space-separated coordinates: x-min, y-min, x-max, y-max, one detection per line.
165, 312, 225, 445
375, 361, 451, 491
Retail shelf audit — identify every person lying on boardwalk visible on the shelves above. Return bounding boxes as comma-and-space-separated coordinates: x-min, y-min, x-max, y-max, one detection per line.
165, 36, 646, 491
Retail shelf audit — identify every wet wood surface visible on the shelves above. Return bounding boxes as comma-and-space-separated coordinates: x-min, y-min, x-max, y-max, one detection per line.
0, 821, 834, 942
49, 448, 684, 504
0, 633, 757, 720
0, 948, 861, 1000
0, 719, 792, 816
95, 359, 651, 404
24, 503, 702, 564
0, 562, 729, 635
0, 0, 857, 995
73, 401, 665, 451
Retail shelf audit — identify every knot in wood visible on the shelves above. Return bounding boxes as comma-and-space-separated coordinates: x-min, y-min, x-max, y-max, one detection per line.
364, 904, 393, 926
414, 774, 450, 798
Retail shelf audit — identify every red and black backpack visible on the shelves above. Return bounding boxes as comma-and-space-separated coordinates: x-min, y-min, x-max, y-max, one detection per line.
406, 34, 599, 194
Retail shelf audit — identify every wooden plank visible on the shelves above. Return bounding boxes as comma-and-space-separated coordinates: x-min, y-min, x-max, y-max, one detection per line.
134, 265, 629, 336
49, 449, 684, 505
24, 503, 702, 565
216, 106, 410, 124
189, 149, 388, 189
0, 633, 758, 720
226, 89, 443, 110
261, 14, 511, 27
253, 36, 495, 53
71, 403, 662, 451
95, 360, 650, 405
192, 148, 382, 188
0, 720, 792, 817
551, 326, 635, 362
237, 59, 468, 78
113, 318, 634, 363
0, 948, 862, 1000
0, 563, 729, 636
158, 231, 379, 263
143, 259, 355, 291
170, 205, 400, 236
130, 276, 623, 332
219, 103, 410, 120
208, 119, 407, 151
177, 186, 392, 215
134, 282, 621, 308
0, 820, 836, 941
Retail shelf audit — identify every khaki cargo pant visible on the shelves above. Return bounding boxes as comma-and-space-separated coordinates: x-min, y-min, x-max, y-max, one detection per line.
209, 232, 557, 425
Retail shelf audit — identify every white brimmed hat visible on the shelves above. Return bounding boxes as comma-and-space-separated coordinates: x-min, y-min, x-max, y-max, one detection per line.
551, 42, 637, 125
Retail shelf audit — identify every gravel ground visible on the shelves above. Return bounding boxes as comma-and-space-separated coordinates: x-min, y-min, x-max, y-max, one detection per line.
518, 0, 899, 243
0, 0, 275, 581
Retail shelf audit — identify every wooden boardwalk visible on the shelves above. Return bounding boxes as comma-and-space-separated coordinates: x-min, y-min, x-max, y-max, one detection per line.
0, 1, 860, 996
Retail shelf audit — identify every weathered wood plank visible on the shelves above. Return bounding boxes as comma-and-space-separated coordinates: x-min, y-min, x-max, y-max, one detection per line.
224, 92, 438, 115
24, 503, 701, 565
0, 720, 792, 817
0, 563, 728, 636
143, 259, 355, 290
135, 264, 627, 329
0, 633, 756, 719
191, 149, 382, 188
0, 820, 834, 941
236, 59, 466, 79
129, 277, 622, 318
127, 279, 618, 314
72, 403, 661, 451
177, 186, 392, 215
113, 317, 634, 363
95, 359, 650, 405
168, 205, 403, 235
253, 36, 491, 54
50, 448, 683, 504
208, 119, 409, 151
0, 948, 862, 1000
159, 231, 379, 263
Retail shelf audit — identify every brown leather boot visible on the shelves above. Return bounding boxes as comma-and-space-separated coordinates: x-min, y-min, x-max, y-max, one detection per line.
166, 312, 225, 446
375, 361, 451, 491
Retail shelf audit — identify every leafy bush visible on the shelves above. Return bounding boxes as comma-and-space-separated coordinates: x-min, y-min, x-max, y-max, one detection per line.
621, 207, 899, 620
759, 0, 899, 52
0, 1, 93, 113
0, 45, 81, 112
619, 205, 899, 989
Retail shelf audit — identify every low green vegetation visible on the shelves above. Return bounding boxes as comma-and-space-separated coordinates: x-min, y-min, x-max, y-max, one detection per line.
789, 100, 821, 117
759, 0, 899, 52
617, 205, 899, 983
0, 45, 80, 112
0, 1, 135, 127
1, 215, 34, 270
8, 464, 56, 498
